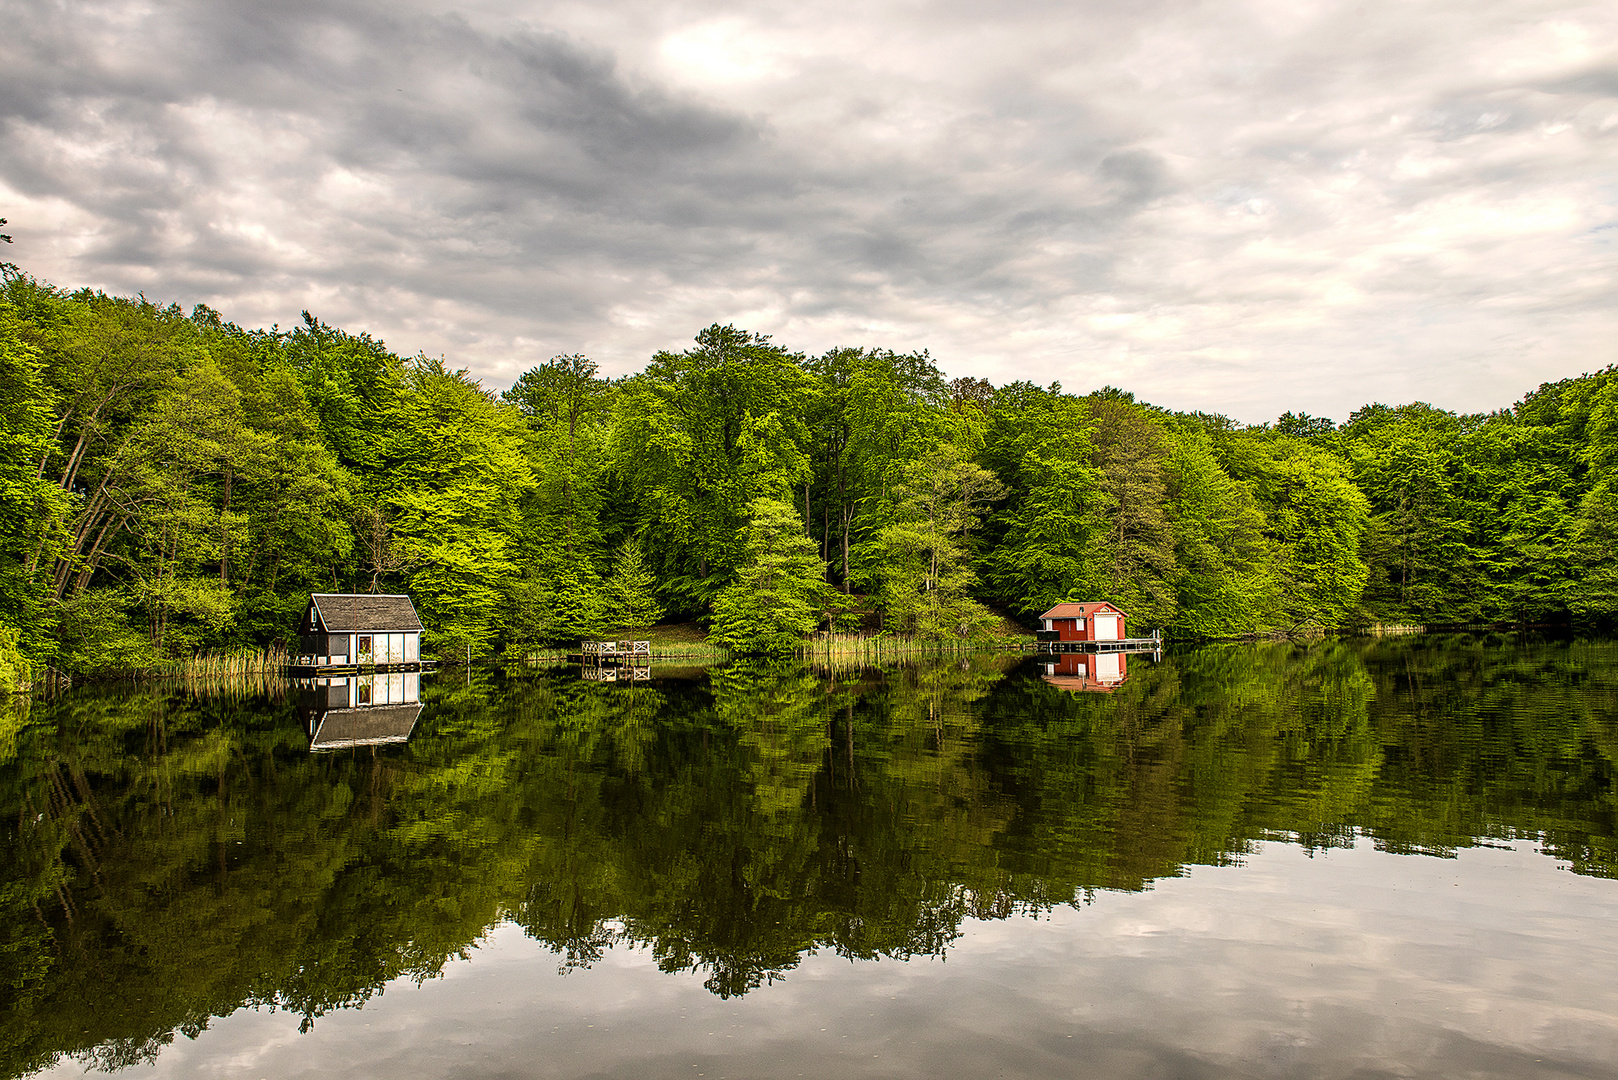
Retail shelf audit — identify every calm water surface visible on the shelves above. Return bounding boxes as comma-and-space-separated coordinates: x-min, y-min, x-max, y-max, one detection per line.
3, 634, 1617, 1079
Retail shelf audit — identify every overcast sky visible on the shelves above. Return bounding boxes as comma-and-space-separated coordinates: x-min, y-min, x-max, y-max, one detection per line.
3, 0, 1615, 421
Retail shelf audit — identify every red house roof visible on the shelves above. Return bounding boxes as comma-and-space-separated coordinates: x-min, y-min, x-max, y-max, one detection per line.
1038, 602, 1124, 620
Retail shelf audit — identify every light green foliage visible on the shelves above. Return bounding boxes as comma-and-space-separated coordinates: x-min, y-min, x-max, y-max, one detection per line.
823, 348, 951, 592
0, 289, 68, 658
871, 443, 1006, 637
505, 353, 612, 560
1084, 394, 1180, 628
0, 624, 32, 693
282, 311, 399, 471
503, 354, 616, 646
1161, 424, 1273, 635
114, 356, 248, 651
381, 359, 533, 657
51, 589, 157, 672
606, 540, 665, 629
710, 498, 828, 654
1225, 435, 1370, 630
1340, 404, 1488, 622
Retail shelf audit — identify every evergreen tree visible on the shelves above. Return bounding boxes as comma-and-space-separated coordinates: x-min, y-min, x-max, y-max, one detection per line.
710, 498, 827, 654
606, 540, 664, 629
871, 444, 1006, 637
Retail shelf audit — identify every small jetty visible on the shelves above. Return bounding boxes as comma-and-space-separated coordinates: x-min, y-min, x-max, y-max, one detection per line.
1034, 635, 1161, 654
287, 593, 430, 674
576, 640, 652, 682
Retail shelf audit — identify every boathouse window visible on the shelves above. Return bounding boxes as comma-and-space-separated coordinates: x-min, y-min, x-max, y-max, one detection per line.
359, 635, 372, 658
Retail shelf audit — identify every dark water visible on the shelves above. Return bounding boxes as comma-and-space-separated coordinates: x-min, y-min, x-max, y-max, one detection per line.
4, 635, 1618, 1079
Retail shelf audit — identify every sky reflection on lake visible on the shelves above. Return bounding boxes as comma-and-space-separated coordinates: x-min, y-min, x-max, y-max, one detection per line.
59, 839, 1616, 1080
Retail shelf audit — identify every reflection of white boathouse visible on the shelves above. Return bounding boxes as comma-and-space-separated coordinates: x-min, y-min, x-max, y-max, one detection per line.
293, 593, 424, 671
298, 672, 423, 751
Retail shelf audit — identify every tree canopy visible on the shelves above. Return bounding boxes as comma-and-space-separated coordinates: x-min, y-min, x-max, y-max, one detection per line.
1, 261, 1611, 670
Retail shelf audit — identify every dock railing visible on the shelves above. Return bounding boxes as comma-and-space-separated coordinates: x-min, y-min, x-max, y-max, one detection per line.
582, 640, 652, 658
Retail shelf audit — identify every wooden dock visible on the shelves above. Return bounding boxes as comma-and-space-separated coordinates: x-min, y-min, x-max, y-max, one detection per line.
1036, 637, 1162, 654
285, 661, 431, 675
574, 640, 653, 681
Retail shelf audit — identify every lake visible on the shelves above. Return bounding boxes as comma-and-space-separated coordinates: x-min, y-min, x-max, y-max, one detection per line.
3, 634, 1617, 1079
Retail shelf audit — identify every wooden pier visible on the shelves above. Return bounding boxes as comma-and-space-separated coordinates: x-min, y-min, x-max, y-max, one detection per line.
1036, 634, 1161, 655
576, 640, 653, 682
285, 661, 432, 675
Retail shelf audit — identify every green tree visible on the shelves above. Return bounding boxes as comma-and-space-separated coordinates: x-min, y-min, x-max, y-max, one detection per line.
979, 384, 1107, 616
613, 326, 813, 609
710, 497, 827, 653
606, 540, 664, 629
871, 443, 1006, 637
0, 287, 68, 660
1222, 434, 1370, 629
1086, 394, 1178, 627
380, 359, 534, 657
1161, 423, 1274, 636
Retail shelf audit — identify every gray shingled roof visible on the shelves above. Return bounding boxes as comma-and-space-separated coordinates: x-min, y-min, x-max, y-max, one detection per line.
1038, 601, 1124, 621
309, 705, 422, 751
309, 593, 423, 632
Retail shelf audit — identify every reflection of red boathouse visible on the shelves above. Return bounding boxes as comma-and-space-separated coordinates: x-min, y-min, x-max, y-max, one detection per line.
1041, 651, 1128, 693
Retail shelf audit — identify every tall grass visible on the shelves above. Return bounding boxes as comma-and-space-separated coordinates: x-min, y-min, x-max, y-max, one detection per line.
641, 642, 730, 662
513, 647, 572, 666
155, 645, 291, 677
796, 632, 1033, 665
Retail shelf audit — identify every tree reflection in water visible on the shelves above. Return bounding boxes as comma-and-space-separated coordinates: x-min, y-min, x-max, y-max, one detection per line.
1, 634, 1616, 1076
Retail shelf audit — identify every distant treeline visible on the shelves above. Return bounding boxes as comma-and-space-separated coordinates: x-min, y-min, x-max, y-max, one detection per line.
2, 262, 1614, 670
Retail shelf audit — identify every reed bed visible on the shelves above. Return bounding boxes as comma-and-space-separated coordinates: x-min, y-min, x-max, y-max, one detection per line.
175, 668, 290, 700
514, 648, 572, 665
797, 633, 1032, 665
156, 645, 291, 678
643, 642, 730, 662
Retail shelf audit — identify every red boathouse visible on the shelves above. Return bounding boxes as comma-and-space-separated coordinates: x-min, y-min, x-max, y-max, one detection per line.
1036, 601, 1126, 644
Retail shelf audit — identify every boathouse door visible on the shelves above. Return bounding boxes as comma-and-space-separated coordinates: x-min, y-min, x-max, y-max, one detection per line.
1093, 612, 1119, 640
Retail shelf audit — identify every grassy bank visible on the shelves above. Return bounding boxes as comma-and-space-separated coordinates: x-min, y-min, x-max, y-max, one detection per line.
511, 623, 732, 666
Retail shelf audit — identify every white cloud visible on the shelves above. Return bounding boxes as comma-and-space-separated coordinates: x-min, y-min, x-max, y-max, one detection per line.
2, 0, 1615, 421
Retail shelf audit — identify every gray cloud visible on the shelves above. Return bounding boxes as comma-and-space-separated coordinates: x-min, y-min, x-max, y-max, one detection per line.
2, 0, 1615, 419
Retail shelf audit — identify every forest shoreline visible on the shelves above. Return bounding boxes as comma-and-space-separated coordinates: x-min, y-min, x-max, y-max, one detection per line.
3, 262, 1611, 685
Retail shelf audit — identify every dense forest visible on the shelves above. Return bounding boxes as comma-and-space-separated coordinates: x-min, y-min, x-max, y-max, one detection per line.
2, 261, 1615, 673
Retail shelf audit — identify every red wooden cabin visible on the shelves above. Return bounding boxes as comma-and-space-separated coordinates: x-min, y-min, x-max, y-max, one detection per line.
1036, 601, 1126, 643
